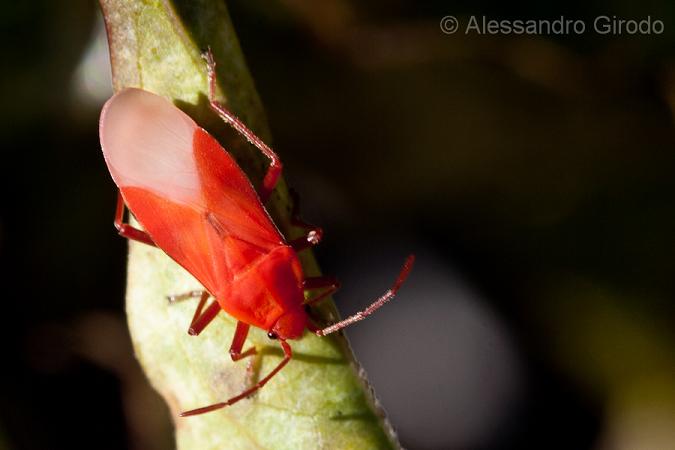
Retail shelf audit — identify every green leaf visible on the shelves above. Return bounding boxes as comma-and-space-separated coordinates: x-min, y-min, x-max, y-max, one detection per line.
99, 1, 400, 448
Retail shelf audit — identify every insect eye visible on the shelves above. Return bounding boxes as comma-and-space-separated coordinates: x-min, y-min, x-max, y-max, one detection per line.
267, 331, 278, 340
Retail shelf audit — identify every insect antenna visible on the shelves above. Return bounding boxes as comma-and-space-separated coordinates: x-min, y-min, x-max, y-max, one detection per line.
315, 255, 415, 337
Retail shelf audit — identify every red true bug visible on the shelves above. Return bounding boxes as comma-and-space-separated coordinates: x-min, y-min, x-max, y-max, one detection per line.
99, 50, 414, 417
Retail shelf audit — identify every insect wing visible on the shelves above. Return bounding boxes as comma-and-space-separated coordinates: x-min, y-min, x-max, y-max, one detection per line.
100, 88, 284, 292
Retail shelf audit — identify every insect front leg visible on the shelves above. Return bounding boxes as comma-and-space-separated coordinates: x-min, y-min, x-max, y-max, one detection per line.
303, 276, 341, 306
229, 321, 259, 389
180, 340, 293, 417
114, 191, 155, 246
229, 321, 257, 362
203, 49, 283, 203
303, 276, 341, 333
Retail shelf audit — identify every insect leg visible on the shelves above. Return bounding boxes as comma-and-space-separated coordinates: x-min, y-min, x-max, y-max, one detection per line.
166, 289, 207, 304
114, 191, 155, 246
180, 340, 292, 417
203, 49, 283, 203
303, 277, 341, 333
229, 321, 259, 388
315, 255, 415, 336
288, 189, 323, 251
303, 276, 340, 306
187, 291, 221, 336
229, 321, 257, 362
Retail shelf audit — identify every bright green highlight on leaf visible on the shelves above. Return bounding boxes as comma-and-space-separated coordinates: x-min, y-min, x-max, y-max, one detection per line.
99, 0, 399, 448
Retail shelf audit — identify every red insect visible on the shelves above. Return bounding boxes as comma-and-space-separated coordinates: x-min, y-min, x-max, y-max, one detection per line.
99, 50, 414, 416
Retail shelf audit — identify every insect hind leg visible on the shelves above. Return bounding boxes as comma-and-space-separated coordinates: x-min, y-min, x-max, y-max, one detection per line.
114, 191, 155, 246
203, 49, 282, 203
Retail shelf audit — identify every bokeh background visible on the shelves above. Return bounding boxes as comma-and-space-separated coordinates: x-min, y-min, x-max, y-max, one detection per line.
2, 1, 675, 449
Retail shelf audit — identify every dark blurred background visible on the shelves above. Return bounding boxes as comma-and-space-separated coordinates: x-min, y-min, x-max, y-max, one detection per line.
2, 0, 675, 449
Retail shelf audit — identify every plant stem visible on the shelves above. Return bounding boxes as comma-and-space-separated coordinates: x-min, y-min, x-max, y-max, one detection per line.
99, 1, 400, 448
